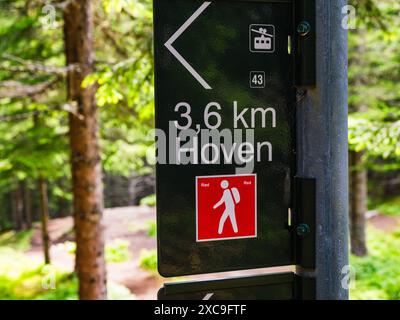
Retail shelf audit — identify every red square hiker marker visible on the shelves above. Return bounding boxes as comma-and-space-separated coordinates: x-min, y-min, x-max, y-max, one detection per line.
196, 174, 257, 242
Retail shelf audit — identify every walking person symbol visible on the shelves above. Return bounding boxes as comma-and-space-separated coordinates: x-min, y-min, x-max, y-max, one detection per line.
213, 180, 241, 234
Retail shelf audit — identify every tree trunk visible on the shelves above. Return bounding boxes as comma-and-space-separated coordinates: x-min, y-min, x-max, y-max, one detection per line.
11, 183, 24, 231
349, 151, 368, 256
38, 177, 51, 264
348, 27, 368, 257
63, 0, 107, 300
11, 190, 19, 231
23, 181, 32, 229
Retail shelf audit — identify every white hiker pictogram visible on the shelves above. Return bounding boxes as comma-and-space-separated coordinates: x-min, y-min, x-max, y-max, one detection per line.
213, 180, 241, 234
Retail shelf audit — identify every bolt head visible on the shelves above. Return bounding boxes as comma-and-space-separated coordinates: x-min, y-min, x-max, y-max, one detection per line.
297, 21, 311, 36
296, 223, 311, 236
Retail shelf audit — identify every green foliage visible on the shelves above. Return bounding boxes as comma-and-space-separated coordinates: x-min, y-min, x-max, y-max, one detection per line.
349, 112, 400, 164
146, 220, 156, 238
0, 113, 69, 181
126, 219, 156, 237
91, 0, 155, 177
351, 227, 400, 300
0, 0, 156, 225
140, 193, 156, 207
0, 229, 34, 251
0, 247, 77, 300
0, 0, 70, 224
105, 239, 131, 263
63, 239, 131, 264
348, 0, 400, 168
34, 273, 78, 300
348, 0, 387, 29
62, 241, 77, 255
374, 196, 400, 216
0, 246, 135, 300
138, 249, 157, 272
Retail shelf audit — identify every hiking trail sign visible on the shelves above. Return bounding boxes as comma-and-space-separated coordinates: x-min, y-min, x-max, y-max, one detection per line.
154, 0, 299, 278
153, 0, 318, 280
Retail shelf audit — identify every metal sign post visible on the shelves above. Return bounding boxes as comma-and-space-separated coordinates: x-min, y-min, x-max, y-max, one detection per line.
296, 0, 349, 300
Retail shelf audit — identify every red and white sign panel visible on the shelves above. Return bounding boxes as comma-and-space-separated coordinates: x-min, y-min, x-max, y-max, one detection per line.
196, 174, 257, 242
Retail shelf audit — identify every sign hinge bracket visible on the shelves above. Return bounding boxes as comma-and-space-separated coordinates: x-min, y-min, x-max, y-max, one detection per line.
293, 177, 316, 269
293, 0, 316, 88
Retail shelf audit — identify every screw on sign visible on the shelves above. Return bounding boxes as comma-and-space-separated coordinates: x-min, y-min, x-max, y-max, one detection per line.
196, 174, 257, 242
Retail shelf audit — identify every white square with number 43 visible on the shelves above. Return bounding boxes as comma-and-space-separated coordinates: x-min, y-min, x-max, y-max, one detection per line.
250, 71, 266, 88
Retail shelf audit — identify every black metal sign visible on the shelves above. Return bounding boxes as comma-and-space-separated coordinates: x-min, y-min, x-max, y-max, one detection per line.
158, 273, 316, 300
154, 0, 296, 277
158, 273, 295, 300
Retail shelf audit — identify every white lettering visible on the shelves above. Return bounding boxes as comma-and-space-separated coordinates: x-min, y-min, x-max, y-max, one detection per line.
251, 107, 276, 128
238, 142, 255, 163
234, 101, 249, 128
201, 143, 219, 164
176, 130, 198, 164
257, 141, 273, 162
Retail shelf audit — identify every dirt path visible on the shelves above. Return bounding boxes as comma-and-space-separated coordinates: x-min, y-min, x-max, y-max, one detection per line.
25, 206, 400, 300
27, 206, 160, 299
366, 211, 400, 233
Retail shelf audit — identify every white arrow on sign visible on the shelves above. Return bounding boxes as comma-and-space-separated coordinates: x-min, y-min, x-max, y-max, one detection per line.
164, 1, 212, 90
203, 293, 214, 300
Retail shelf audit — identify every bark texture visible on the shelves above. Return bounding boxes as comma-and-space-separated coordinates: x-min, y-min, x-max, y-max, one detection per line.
11, 182, 24, 231
38, 177, 51, 264
64, 0, 107, 300
23, 182, 32, 229
349, 151, 368, 257
348, 28, 368, 257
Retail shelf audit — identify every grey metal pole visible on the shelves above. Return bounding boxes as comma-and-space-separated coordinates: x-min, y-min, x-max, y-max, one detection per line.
296, 0, 349, 300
